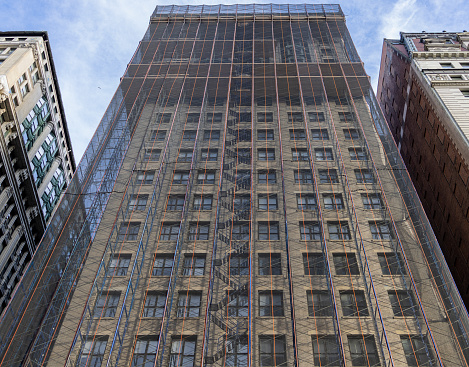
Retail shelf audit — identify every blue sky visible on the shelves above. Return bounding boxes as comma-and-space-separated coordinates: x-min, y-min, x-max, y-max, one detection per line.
2, 0, 467, 163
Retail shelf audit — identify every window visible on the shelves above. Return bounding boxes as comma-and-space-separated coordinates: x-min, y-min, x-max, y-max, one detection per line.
340, 291, 368, 316
131, 340, 158, 367
170, 338, 196, 367
259, 253, 282, 275
348, 336, 379, 366
292, 148, 309, 161
312, 336, 340, 366
186, 113, 199, 123
259, 222, 279, 240
303, 253, 325, 275
370, 222, 392, 240
319, 169, 338, 184
189, 223, 210, 240
329, 222, 351, 240
233, 195, 250, 211
257, 96, 272, 106
136, 170, 155, 185
238, 112, 251, 122
389, 290, 418, 317
315, 148, 333, 161
309, 112, 325, 122
20, 83, 30, 97
258, 148, 275, 160
201, 148, 218, 161
95, 292, 120, 318
294, 169, 314, 184
288, 112, 303, 122
461, 90, 469, 98
178, 150, 193, 162
79, 337, 107, 367
183, 255, 205, 276
349, 148, 367, 161
259, 194, 278, 210
156, 113, 172, 124
177, 292, 201, 317
311, 128, 329, 140
258, 112, 273, 122
259, 291, 284, 316
143, 292, 166, 317
109, 254, 131, 276
333, 253, 359, 275
153, 255, 174, 276
225, 337, 248, 366
160, 222, 180, 240
290, 129, 306, 140
128, 194, 148, 211
230, 255, 249, 276
197, 170, 215, 184
338, 111, 355, 122
144, 148, 161, 161
150, 130, 166, 141
361, 194, 382, 209
401, 336, 434, 366
259, 170, 276, 184
300, 222, 321, 241
17, 73, 26, 85
232, 223, 249, 240
258, 129, 274, 140
344, 129, 360, 140
167, 195, 185, 210
117, 222, 140, 241
355, 169, 375, 183
259, 335, 286, 367
324, 194, 344, 210
307, 291, 333, 316
173, 170, 189, 184
204, 129, 220, 140
193, 195, 212, 210
207, 112, 223, 123
440, 62, 453, 68
461, 62, 469, 68
182, 130, 197, 141
378, 253, 405, 275
297, 194, 317, 210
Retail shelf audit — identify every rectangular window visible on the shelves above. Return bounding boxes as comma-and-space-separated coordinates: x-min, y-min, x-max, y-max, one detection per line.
312, 336, 340, 366
338, 111, 355, 122
378, 253, 405, 275
225, 337, 248, 365
230, 254, 249, 276
197, 170, 215, 184
201, 148, 218, 161
329, 222, 351, 240
80, 337, 107, 367
182, 130, 197, 141
238, 112, 251, 122
401, 336, 434, 366
186, 113, 199, 123
153, 255, 174, 276
20, 83, 30, 97
232, 223, 249, 240
344, 129, 360, 140
169, 338, 196, 367
258, 194, 278, 210
461, 90, 469, 98
296, 194, 317, 210
259, 291, 284, 316
292, 148, 309, 161
110, 254, 131, 276
355, 169, 375, 183
258, 129, 274, 141
160, 222, 180, 240
204, 130, 220, 140
207, 112, 223, 123
128, 194, 148, 211
117, 222, 140, 241
178, 150, 193, 162
303, 253, 325, 275
193, 195, 212, 210
167, 195, 185, 211
183, 255, 205, 276
288, 112, 303, 122
259, 253, 282, 275
349, 147, 367, 161
258, 148, 275, 160
177, 292, 201, 317
136, 170, 155, 185
362, 194, 382, 209
370, 222, 393, 240
258, 112, 273, 122
460, 62, 469, 68
150, 130, 166, 141
258, 222, 280, 240
300, 222, 321, 241
294, 169, 314, 184
348, 336, 379, 366
340, 291, 368, 316
324, 194, 344, 210
144, 149, 161, 161
257, 96, 272, 106
131, 337, 159, 366
228, 292, 248, 317
189, 222, 210, 241
389, 290, 418, 317
94, 292, 120, 318
156, 113, 172, 124
311, 128, 329, 140
143, 292, 166, 317
259, 335, 286, 367
173, 171, 189, 184
440, 62, 453, 68
308, 291, 333, 317
333, 253, 359, 275
309, 111, 325, 122
259, 170, 276, 184
319, 169, 338, 184
315, 148, 333, 161
290, 129, 306, 140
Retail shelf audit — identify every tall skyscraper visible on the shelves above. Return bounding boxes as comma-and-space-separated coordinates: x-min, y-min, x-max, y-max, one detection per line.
1, 5, 469, 367
0, 32, 75, 311
377, 32, 469, 306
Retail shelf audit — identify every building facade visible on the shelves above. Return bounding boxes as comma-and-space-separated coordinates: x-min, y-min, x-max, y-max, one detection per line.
1, 5, 469, 367
377, 32, 469, 305
0, 32, 75, 311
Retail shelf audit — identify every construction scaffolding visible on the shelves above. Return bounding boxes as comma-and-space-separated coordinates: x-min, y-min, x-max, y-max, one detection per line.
0, 4, 469, 367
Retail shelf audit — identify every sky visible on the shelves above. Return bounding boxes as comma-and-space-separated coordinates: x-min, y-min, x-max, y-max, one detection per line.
1, 0, 467, 163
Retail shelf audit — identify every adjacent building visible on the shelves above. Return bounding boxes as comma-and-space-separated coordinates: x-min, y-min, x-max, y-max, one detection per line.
1, 6, 469, 367
377, 32, 469, 305
0, 32, 75, 310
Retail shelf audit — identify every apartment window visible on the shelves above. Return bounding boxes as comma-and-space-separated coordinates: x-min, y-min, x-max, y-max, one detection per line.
151, 130, 166, 141
257, 96, 272, 106
132, 338, 158, 367
197, 170, 215, 184
117, 222, 140, 241
144, 148, 161, 161
230, 255, 249, 276
348, 336, 379, 366
259, 170, 276, 184
296, 194, 317, 210
307, 291, 333, 316
362, 194, 382, 209
333, 253, 359, 276
225, 337, 248, 365
128, 194, 148, 211
461, 62, 469, 68
193, 195, 212, 210
303, 253, 325, 275
259, 194, 278, 210
461, 90, 469, 98
312, 336, 340, 366
349, 148, 367, 161
259, 253, 282, 275
338, 111, 355, 122
324, 194, 344, 210
258, 129, 274, 140
169, 338, 197, 367
167, 195, 185, 210
160, 222, 180, 240
109, 254, 131, 276
152, 255, 174, 276
204, 129, 220, 140
290, 129, 306, 140
79, 337, 107, 367
259, 291, 284, 316
258, 148, 275, 160
143, 292, 166, 317
207, 112, 223, 123
315, 148, 333, 161
292, 148, 309, 161
378, 253, 405, 275
294, 169, 314, 184
401, 336, 434, 366
440, 62, 453, 68
189, 223, 210, 240
238, 112, 251, 122
17, 73, 26, 85
340, 291, 368, 316
288, 112, 303, 122
355, 169, 375, 183
300, 222, 321, 241
186, 113, 199, 123
319, 169, 339, 184
177, 292, 201, 317
344, 128, 360, 140
173, 171, 189, 184
389, 290, 418, 317
258, 222, 280, 240
136, 170, 155, 185
178, 150, 193, 162
311, 128, 329, 140
156, 113, 172, 124
370, 222, 393, 240
227, 291, 248, 317
95, 292, 120, 318
258, 112, 273, 122
201, 148, 218, 161
232, 223, 249, 240
233, 195, 250, 211
329, 222, 351, 240
183, 255, 205, 276
20, 83, 30, 97
309, 111, 325, 122
259, 335, 286, 367
182, 130, 196, 141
